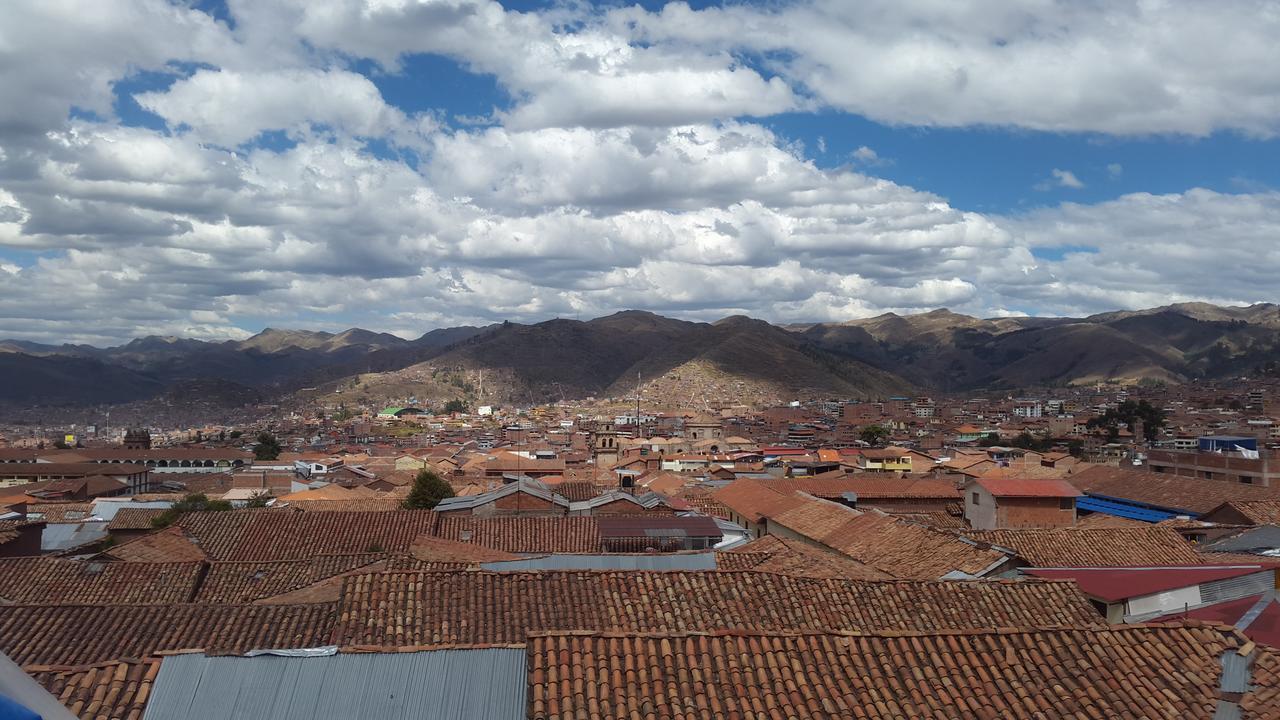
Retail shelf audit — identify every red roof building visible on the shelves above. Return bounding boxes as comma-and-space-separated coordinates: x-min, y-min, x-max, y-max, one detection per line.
964, 478, 1081, 530
1155, 592, 1280, 649
1025, 564, 1274, 623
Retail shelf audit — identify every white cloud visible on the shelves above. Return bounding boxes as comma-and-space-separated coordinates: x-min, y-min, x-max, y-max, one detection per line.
1107, 163, 1124, 178
622, 0, 1280, 136
0, 1, 236, 138
1036, 168, 1085, 191
0, 0, 1276, 345
851, 146, 889, 167
226, 0, 799, 131
135, 68, 426, 147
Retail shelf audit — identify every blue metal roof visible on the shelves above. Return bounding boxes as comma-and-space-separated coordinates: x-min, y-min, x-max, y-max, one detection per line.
1077, 496, 1178, 523
1086, 492, 1199, 517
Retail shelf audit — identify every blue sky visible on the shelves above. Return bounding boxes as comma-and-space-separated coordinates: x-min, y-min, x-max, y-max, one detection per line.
139, 1, 1280, 216
2, 0, 1280, 344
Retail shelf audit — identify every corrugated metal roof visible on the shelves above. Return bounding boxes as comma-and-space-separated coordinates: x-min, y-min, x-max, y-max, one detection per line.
1023, 566, 1268, 603
435, 477, 568, 511
143, 649, 526, 720
1076, 496, 1177, 523
40, 521, 109, 552
89, 500, 173, 522
1207, 526, 1280, 554
480, 553, 719, 571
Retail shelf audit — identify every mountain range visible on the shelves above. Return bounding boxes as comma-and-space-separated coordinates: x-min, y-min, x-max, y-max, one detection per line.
2, 302, 1278, 408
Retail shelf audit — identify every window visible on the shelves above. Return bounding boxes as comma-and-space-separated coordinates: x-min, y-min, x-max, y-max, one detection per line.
971, 492, 980, 505
1059, 498, 1074, 510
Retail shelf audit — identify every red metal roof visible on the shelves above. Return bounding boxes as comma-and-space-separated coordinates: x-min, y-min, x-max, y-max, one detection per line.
1156, 594, 1280, 649
976, 478, 1082, 498
1024, 565, 1268, 602
595, 515, 721, 538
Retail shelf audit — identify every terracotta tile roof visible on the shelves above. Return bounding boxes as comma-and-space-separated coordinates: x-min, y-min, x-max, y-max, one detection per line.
721, 535, 891, 580
679, 494, 731, 520
773, 475, 961, 501
526, 624, 1272, 719
0, 518, 41, 546
483, 457, 565, 473
104, 526, 208, 563
0, 602, 338, 666
335, 570, 1100, 649
883, 509, 969, 529
435, 516, 600, 554
1249, 649, 1280, 716
1069, 465, 1280, 515
1213, 500, 1280, 525
1076, 512, 1148, 529
194, 554, 388, 604
27, 660, 158, 720
975, 477, 1082, 498
1197, 550, 1280, 568
551, 481, 600, 502
25, 502, 95, 523
409, 534, 522, 563
279, 498, 406, 512
105, 507, 167, 531
0, 558, 202, 605
175, 509, 439, 560
711, 478, 806, 523
711, 551, 773, 570
276, 484, 380, 502
977, 463, 1080, 480
769, 499, 1008, 579
381, 555, 475, 572
964, 527, 1204, 567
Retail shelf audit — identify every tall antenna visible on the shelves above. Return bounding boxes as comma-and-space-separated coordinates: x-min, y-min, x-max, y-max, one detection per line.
635, 370, 641, 439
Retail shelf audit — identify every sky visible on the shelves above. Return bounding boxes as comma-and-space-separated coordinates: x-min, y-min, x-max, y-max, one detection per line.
1, 0, 1280, 345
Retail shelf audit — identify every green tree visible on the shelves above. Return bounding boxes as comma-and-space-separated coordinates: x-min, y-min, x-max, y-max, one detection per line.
1087, 399, 1166, 442
858, 424, 890, 447
403, 469, 455, 510
1008, 432, 1054, 452
244, 491, 273, 508
151, 493, 233, 528
443, 399, 468, 414
229, 430, 243, 439
253, 432, 282, 460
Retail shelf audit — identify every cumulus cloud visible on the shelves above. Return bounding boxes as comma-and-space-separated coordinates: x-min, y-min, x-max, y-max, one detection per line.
621, 0, 1280, 136
0, 1, 235, 137
0, 0, 1276, 344
135, 68, 428, 147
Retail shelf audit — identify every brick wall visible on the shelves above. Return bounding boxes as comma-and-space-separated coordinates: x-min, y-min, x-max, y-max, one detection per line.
996, 497, 1075, 529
